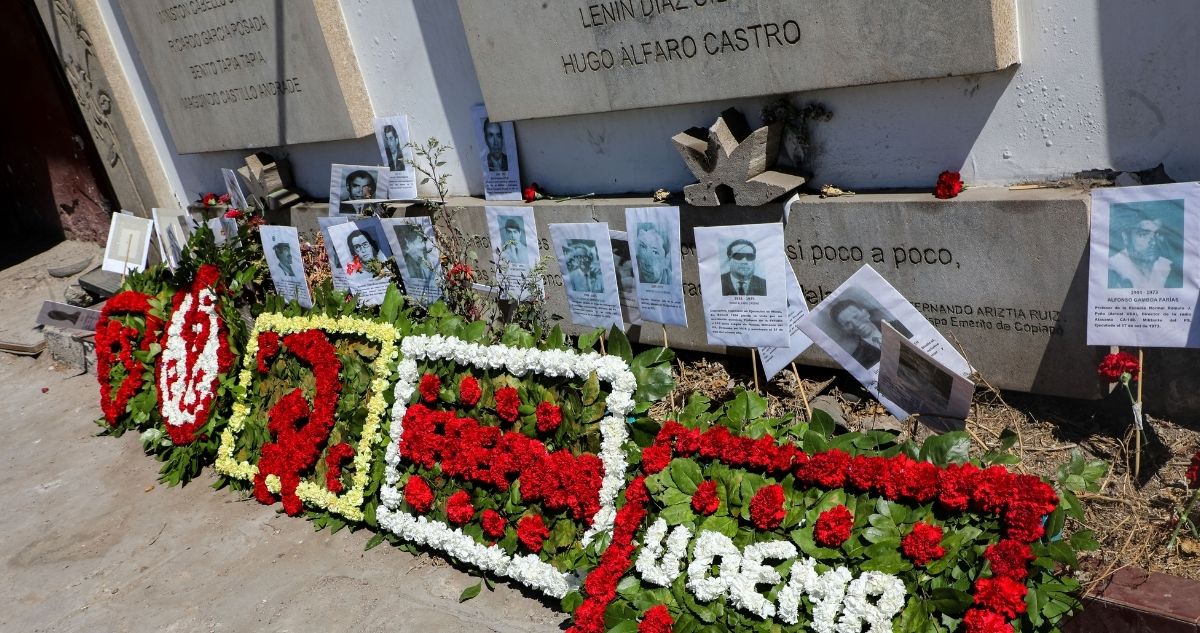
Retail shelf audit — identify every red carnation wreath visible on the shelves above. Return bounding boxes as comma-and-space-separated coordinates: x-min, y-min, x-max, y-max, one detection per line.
95, 291, 163, 427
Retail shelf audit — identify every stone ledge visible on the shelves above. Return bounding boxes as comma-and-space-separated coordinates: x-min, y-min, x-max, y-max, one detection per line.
1065, 567, 1200, 632
44, 325, 96, 376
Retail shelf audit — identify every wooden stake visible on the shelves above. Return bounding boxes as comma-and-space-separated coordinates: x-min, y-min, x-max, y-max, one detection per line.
661, 323, 670, 349
751, 348, 761, 393
598, 331, 606, 356
1135, 348, 1144, 481
120, 233, 134, 285
790, 361, 813, 421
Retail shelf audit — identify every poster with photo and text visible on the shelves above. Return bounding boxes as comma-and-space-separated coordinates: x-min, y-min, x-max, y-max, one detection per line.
757, 263, 815, 381
318, 216, 352, 292
259, 225, 314, 309
380, 216, 442, 304
877, 323, 973, 429
374, 115, 418, 200
549, 222, 623, 330
798, 265, 972, 419
472, 105, 521, 201
625, 206, 686, 326
695, 223, 789, 348
328, 164, 389, 216
486, 206, 542, 301
326, 217, 393, 306
152, 208, 190, 271
1087, 182, 1200, 348
102, 212, 154, 274
609, 230, 643, 327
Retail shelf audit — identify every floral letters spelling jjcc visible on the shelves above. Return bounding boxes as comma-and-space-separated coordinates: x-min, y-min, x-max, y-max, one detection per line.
377, 335, 637, 598
568, 419, 1060, 632
95, 290, 163, 428
215, 313, 398, 521
156, 264, 234, 444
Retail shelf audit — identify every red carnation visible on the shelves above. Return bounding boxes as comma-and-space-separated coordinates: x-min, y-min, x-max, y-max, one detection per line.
459, 375, 481, 407
641, 443, 672, 474
638, 604, 674, 633
1187, 452, 1200, 489
973, 576, 1028, 619
218, 193, 231, 205
691, 480, 720, 515
814, 505, 853, 547
962, 609, 1013, 633
419, 373, 441, 403
937, 462, 980, 511
405, 475, 434, 513
481, 509, 507, 539
934, 170, 964, 199
796, 448, 850, 489
522, 183, 541, 203
901, 521, 945, 565
985, 539, 1035, 580
495, 386, 520, 422
256, 331, 281, 373
1097, 351, 1140, 383
223, 209, 242, 219
446, 490, 475, 525
535, 401, 563, 433
517, 514, 550, 552
202, 192, 219, 206
749, 484, 787, 530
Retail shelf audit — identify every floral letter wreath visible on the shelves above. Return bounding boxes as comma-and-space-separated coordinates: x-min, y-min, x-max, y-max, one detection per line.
215, 313, 398, 520
157, 264, 234, 444
377, 335, 636, 599
95, 290, 163, 428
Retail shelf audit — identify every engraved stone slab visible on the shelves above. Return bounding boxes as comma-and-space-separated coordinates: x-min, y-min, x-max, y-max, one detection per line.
114, 0, 373, 153
457, 0, 1020, 121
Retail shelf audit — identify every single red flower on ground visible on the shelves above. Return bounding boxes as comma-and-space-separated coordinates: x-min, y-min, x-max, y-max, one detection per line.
419, 373, 441, 403
481, 509, 507, 539
405, 475, 434, 513
962, 608, 1013, 633
749, 484, 787, 530
973, 576, 1028, 619
814, 505, 853, 547
446, 490, 475, 525
494, 386, 521, 422
984, 539, 1035, 580
1187, 452, 1200, 489
517, 514, 550, 552
901, 521, 946, 565
1097, 351, 1140, 383
934, 171, 964, 199
459, 375, 482, 406
535, 401, 563, 433
522, 183, 540, 203
691, 480, 720, 515
638, 604, 674, 633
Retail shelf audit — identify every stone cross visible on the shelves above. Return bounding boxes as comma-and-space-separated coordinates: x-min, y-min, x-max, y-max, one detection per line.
672, 108, 805, 207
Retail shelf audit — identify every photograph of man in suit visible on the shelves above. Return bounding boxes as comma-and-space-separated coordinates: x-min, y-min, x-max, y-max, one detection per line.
498, 217, 527, 264
339, 170, 378, 215
396, 224, 436, 283
828, 297, 913, 369
720, 239, 767, 296
483, 118, 509, 172
382, 124, 406, 172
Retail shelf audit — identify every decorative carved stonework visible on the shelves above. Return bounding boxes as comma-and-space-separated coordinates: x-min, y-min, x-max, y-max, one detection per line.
672, 108, 806, 207
238, 153, 304, 212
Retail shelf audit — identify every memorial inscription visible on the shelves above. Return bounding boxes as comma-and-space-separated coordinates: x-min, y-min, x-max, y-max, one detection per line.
115, 0, 373, 152
458, 0, 1020, 120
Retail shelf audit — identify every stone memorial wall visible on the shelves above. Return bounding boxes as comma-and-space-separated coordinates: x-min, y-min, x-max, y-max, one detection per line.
113, 0, 373, 153
457, 0, 1020, 120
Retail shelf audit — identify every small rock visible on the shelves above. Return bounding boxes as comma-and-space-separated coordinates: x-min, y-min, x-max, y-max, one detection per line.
64, 284, 99, 307
810, 395, 847, 429
860, 413, 905, 433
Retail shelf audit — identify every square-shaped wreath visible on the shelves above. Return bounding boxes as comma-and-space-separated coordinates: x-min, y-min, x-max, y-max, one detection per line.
215, 313, 398, 521
377, 335, 637, 598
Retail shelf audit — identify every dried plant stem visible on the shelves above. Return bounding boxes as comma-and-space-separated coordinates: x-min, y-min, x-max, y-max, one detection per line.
1168, 488, 1200, 554
790, 362, 812, 421
751, 349, 760, 393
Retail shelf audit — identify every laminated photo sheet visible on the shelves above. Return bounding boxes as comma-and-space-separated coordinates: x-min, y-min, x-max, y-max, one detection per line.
326, 217, 394, 306
625, 206, 686, 326
318, 216, 352, 292
609, 230, 643, 327
485, 206, 543, 301
797, 265, 972, 417
222, 168, 249, 210
1087, 182, 1200, 347
694, 223, 789, 348
757, 263, 814, 381
877, 322, 973, 428
548, 222, 623, 330
151, 208, 190, 271
328, 164, 389, 216
102, 212, 154, 274
374, 114, 418, 200
259, 225, 314, 309
472, 104, 521, 201
380, 216, 443, 304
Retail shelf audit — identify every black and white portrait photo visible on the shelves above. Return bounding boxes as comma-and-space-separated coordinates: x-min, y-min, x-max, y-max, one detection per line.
634, 221, 672, 286
720, 239, 767, 296
549, 222, 623, 330
485, 206, 541, 300
259, 225, 313, 309
820, 290, 911, 369
625, 206, 686, 326
381, 216, 443, 304
373, 115, 419, 200
1107, 200, 1184, 290
326, 217, 393, 306
328, 164, 385, 216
